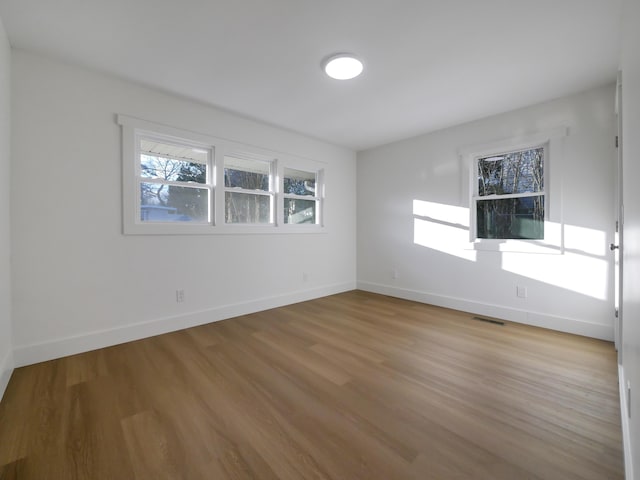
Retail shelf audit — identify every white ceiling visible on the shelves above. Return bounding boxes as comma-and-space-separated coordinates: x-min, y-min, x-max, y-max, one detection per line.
0, 0, 623, 151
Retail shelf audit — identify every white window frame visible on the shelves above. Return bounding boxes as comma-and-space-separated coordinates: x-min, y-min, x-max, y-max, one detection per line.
138, 138, 213, 226
120, 116, 216, 235
281, 167, 324, 227
223, 153, 276, 226
472, 143, 547, 240
459, 127, 567, 254
118, 115, 326, 235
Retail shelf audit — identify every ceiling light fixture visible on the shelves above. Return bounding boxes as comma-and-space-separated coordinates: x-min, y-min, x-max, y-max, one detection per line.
323, 53, 364, 80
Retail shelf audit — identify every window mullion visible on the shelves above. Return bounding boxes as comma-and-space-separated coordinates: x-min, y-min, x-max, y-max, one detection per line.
140, 178, 211, 188
283, 193, 320, 201
224, 187, 274, 197
475, 191, 545, 201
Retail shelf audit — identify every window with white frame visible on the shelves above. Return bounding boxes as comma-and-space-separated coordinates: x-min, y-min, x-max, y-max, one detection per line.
118, 115, 326, 234
138, 135, 213, 224
224, 155, 274, 225
283, 168, 322, 225
473, 145, 545, 240
460, 127, 566, 253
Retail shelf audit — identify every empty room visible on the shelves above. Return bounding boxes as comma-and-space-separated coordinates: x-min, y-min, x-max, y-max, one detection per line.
0, 1, 639, 479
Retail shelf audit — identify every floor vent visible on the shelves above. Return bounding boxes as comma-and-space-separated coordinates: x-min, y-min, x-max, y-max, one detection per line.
472, 316, 505, 326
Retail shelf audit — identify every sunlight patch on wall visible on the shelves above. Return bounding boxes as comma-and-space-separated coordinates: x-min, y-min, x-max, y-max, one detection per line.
413, 200, 476, 261
501, 222, 609, 300
413, 200, 609, 299
564, 224, 607, 256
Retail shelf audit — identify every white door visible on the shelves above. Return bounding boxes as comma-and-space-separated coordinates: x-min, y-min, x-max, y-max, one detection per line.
613, 72, 623, 362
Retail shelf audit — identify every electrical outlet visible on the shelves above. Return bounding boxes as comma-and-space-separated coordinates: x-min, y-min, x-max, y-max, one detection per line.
176, 289, 185, 303
392, 268, 399, 280
516, 286, 527, 298
302, 272, 309, 282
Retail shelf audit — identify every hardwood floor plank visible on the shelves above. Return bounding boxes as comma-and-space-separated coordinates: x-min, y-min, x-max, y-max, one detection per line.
202, 345, 336, 480
0, 291, 624, 479
253, 330, 352, 386
0, 458, 26, 480
121, 410, 184, 480
209, 338, 418, 476
64, 349, 108, 387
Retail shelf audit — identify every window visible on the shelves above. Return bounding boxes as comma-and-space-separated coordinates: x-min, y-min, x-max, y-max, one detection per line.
224, 155, 274, 224
474, 146, 545, 239
138, 137, 212, 224
283, 168, 322, 225
118, 115, 327, 234
460, 127, 566, 254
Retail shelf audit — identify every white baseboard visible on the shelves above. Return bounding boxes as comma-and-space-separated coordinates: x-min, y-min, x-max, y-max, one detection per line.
0, 347, 14, 402
13, 282, 356, 367
619, 364, 634, 480
357, 281, 614, 341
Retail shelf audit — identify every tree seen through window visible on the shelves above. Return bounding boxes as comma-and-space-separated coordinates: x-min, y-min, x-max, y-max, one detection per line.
476, 147, 544, 239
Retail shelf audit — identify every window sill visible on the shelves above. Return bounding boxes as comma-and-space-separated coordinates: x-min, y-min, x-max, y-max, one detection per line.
123, 223, 326, 235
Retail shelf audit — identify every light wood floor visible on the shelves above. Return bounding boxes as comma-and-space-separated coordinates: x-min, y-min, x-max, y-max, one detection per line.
0, 291, 624, 479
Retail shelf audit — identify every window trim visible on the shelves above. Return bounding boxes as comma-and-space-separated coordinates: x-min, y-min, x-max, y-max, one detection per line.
459, 127, 567, 254
118, 115, 327, 235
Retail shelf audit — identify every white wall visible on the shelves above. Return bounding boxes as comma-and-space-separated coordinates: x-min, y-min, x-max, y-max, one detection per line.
620, 0, 640, 477
10, 50, 357, 366
0, 16, 13, 399
358, 85, 616, 340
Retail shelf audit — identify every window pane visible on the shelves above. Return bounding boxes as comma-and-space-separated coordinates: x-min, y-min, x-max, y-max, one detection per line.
141, 139, 208, 163
224, 156, 270, 191
140, 183, 209, 223
477, 196, 544, 239
140, 154, 207, 183
225, 192, 271, 224
284, 198, 317, 224
284, 168, 316, 196
478, 147, 543, 196
140, 138, 208, 184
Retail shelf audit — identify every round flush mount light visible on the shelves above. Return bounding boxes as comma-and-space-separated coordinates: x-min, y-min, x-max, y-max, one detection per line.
323, 53, 364, 80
